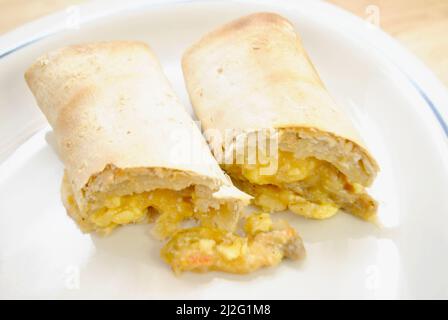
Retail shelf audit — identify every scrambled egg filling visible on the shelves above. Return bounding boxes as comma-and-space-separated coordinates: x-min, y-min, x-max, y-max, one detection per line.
224, 151, 370, 220
88, 187, 232, 237
87, 191, 305, 274
161, 213, 305, 274
66, 177, 307, 274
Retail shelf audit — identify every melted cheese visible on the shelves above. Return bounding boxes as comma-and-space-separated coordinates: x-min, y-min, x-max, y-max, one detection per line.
224, 151, 357, 219
241, 151, 318, 185
251, 184, 339, 219
89, 187, 229, 238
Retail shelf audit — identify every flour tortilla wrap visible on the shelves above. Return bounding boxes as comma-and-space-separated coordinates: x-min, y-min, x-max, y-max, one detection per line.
182, 13, 379, 220
25, 41, 249, 234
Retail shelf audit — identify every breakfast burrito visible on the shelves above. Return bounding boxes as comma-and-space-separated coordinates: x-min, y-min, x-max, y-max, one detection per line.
25, 41, 304, 274
182, 13, 379, 221
24, 41, 252, 237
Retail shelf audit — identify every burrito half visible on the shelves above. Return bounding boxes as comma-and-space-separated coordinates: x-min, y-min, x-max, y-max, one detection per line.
25, 41, 250, 237
182, 13, 379, 221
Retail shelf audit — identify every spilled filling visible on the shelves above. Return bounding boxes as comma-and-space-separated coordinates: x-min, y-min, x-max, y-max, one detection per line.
67, 185, 304, 274
161, 213, 305, 274
224, 151, 376, 220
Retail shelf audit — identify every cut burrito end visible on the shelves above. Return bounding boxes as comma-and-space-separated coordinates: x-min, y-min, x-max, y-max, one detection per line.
61, 166, 249, 236
182, 13, 379, 221
223, 127, 378, 221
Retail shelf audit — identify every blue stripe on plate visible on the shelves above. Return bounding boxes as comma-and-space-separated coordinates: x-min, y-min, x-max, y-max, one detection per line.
407, 77, 448, 137
0, 35, 51, 59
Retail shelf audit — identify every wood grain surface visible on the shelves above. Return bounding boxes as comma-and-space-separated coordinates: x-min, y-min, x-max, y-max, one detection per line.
0, 0, 447, 87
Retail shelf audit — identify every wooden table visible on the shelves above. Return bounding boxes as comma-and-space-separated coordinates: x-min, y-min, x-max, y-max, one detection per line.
1, 0, 447, 87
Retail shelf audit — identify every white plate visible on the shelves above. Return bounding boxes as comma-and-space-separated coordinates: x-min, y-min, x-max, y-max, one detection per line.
1, 0, 448, 299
